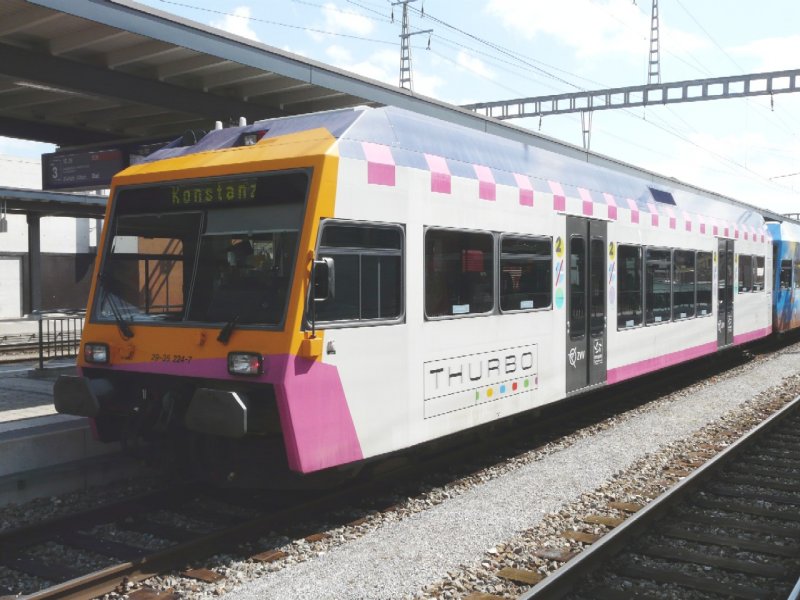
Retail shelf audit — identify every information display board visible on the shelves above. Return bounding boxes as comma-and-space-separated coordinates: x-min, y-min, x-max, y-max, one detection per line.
42, 138, 173, 191
42, 149, 125, 190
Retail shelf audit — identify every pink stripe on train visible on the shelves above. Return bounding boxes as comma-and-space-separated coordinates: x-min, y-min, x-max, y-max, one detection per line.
734, 327, 771, 345
626, 198, 639, 224
608, 327, 772, 385
514, 173, 534, 206
549, 180, 566, 212
607, 341, 717, 384
578, 187, 594, 216
473, 165, 496, 201
361, 142, 395, 186
603, 193, 618, 220
424, 153, 451, 194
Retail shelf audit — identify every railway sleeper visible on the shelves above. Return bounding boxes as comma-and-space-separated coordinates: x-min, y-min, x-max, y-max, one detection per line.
749, 444, 800, 459
757, 436, 800, 449
731, 459, 800, 479
577, 583, 675, 600
719, 471, 800, 492
692, 494, 800, 521
739, 454, 800, 470
705, 482, 800, 506
679, 509, 800, 538
660, 523, 800, 557
121, 517, 197, 544
639, 541, 792, 578
57, 530, 147, 561
614, 562, 779, 600
2, 555, 86, 582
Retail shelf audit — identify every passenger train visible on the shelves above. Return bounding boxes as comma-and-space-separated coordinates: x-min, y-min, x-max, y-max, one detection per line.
54, 105, 800, 478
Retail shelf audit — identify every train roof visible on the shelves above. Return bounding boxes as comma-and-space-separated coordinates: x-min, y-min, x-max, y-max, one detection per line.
143, 105, 783, 228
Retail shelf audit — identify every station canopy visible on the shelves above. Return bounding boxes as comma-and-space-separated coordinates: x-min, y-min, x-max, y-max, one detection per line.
0, 0, 509, 149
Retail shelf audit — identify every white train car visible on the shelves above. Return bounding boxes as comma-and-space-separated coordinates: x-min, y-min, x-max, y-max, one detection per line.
55, 106, 773, 476
322, 107, 772, 466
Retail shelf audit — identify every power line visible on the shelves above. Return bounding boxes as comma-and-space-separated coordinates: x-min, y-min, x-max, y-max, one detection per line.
673, 0, 745, 73
155, 0, 395, 45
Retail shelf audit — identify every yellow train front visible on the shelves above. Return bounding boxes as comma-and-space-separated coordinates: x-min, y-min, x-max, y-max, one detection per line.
54, 116, 362, 477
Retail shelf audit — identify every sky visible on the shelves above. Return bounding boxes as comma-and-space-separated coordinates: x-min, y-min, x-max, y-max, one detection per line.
4, 0, 800, 213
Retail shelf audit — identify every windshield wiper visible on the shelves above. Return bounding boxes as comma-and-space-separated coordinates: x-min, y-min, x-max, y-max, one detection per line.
99, 274, 134, 339
217, 315, 239, 344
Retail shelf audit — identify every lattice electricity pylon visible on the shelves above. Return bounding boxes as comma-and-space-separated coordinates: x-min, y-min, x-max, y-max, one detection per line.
392, 0, 431, 90
648, 0, 661, 85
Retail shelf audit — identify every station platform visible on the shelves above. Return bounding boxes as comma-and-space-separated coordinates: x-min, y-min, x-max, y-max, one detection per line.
0, 359, 129, 505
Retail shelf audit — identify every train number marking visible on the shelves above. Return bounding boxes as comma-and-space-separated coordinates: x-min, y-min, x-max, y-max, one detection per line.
555, 236, 564, 258
150, 353, 193, 363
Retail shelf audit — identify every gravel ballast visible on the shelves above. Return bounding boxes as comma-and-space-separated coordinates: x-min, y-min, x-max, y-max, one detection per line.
219, 346, 800, 600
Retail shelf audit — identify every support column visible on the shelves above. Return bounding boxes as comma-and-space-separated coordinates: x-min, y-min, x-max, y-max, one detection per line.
27, 213, 41, 314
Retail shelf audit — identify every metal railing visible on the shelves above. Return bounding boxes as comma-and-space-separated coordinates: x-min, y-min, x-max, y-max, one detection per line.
36, 311, 85, 369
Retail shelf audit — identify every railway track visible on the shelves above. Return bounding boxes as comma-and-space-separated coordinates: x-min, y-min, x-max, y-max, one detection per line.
0, 341, 41, 361
519, 394, 800, 600
0, 339, 791, 600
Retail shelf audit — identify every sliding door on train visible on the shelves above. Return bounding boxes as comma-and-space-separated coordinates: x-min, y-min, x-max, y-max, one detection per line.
717, 239, 734, 348
565, 217, 607, 394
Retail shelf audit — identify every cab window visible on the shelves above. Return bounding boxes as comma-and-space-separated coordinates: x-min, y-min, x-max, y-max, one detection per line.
315, 222, 403, 323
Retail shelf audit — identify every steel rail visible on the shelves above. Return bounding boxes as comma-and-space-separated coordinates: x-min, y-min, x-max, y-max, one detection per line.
518, 393, 800, 600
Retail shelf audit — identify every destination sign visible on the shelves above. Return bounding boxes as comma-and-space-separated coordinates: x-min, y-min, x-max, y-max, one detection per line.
170, 179, 258, 207
115, 170, 310, 215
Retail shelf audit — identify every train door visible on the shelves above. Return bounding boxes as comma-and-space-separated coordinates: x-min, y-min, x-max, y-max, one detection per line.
717, 239, 734, 347
565, 217, 607, 394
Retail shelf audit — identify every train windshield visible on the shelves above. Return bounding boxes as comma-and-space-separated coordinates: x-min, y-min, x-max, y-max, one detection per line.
94, 170, 309, 328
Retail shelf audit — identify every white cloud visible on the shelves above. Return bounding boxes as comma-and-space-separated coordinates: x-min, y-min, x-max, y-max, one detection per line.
485, 0, 706, 63
411, 70, 446, 99
326, 44, 353, 64
322, 46, 445, 98
322, 2, 373, 36
731, 35, 800, 71
309, 3, 374, 42
330, 48, 396, 86
640, 128, 800, 213
209, 6, 260, 42
457, 50, 495, 81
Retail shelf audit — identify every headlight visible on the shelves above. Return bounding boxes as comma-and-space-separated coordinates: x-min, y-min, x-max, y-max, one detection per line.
83, 343, 109, 364
228, 352, 263, 376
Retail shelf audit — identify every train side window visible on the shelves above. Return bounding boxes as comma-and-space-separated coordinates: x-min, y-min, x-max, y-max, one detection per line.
499, 235, 552, 312
569, 236, 586, 340
794, 261, 800, 290
617, 244, 642, 329
780, 260, 792, 290
315, 222, 403, 323
590, 238, 605, 336
696, 251, 713, 315
425, 229, 494, 318
754, 256, 765, 291
645, 248, 671, 324
738, 255, 753, 293
673, 250, 695, 319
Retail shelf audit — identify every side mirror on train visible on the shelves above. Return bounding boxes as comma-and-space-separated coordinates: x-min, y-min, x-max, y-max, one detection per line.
313, 257, 335, 301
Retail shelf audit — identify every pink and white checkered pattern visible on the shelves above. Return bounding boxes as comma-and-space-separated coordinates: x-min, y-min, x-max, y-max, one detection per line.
514, 173, 534, 207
